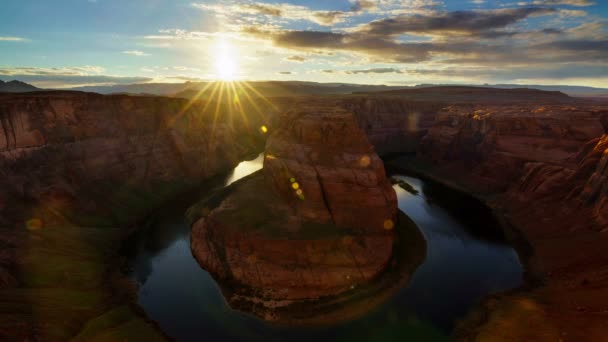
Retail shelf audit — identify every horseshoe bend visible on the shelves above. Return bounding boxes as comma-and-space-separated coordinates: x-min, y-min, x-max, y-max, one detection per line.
0, 87, 606, 340
2, 4, 608, 338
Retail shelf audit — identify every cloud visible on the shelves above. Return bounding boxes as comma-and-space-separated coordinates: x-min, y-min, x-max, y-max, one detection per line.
353, 7, 556, 37
285, 55, 308, 62
0, 67, 152, 88
278, 71, 293, 74
238, 5, 605, 68
193, 2, 350, 26
0, 36, 27, 41
122, 50, 150, 56
144, 29, 213, 41
530, 0, 594, 6
350, 0, 378, 12
345, 68, 404, 74
403, 64, 608, 80
243, 26, 481, 63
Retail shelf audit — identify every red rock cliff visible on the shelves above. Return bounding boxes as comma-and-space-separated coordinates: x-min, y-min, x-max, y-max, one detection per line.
264, 106, 397, 231
0, 92, 274, 226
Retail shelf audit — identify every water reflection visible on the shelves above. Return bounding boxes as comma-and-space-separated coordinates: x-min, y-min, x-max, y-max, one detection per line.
224, 153, 265, 186
122, 164, 522, 341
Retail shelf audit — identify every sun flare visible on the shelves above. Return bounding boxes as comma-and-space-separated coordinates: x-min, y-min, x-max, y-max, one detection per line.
214, 37, 238, 81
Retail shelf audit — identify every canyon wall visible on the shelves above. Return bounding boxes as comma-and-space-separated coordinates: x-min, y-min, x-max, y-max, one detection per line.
0, 92, 275, 227
272, 96, 442, 156
412, 103, 608, 341
417, 104, 605, 193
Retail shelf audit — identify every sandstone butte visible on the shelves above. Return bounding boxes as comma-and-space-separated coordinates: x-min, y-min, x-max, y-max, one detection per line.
189, 106, 414, 323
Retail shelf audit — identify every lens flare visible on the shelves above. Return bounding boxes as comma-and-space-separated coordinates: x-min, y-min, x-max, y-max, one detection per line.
214, 37, 238, 81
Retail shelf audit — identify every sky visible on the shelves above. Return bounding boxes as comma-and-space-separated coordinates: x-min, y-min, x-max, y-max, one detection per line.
0, 0, 606, 88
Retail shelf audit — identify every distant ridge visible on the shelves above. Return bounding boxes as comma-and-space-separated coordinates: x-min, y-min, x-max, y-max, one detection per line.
413, 83, 608, 98
69, 81, 408, 98
0, 80, 40, 93
355, 85, 574, 103
3, 79, 606, 98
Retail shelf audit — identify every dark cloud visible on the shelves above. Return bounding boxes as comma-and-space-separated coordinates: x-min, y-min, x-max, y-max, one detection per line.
268, 30, 347, 49
312, 11, 348, 25
541, 28, 563, 34
241, 4, 605, 66
535, 39, 608, 52
404, 64, 608, 79
351, 0, 377, 12
242, 3, 283, 16
286, 55, 307, 62
531, 0, 594, 6
244, 26, 484, 62
346, 68, 403, 74
356, 7, 556, 36
279, 71, 293, 74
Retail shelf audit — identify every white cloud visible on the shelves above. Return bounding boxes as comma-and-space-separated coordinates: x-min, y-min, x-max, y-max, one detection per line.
0, 36, 26, 42
0, 66, 105, 76
122, 50, 150, 56
0, 66, 152, 88
193, 2, 350, 26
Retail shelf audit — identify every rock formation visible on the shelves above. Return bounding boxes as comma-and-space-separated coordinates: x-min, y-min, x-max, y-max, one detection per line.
0, 92, 275, 227
189, 106, 411, 323
263, 107, 397, 231
410, 103, 608, 341
417, 104, 605, 192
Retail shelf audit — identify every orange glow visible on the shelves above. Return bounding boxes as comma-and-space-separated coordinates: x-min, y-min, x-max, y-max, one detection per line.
383, 219, 394, 230
359, 155, 371, 167
26, 218, 43, 231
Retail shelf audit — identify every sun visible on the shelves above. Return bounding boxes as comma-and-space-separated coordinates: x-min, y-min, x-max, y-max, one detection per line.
214, 37, 238, 81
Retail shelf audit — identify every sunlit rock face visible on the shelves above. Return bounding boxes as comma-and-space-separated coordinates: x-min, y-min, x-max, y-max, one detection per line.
264, 107, 397, 232
579, 112, 608, 226
190, 107, 406, 323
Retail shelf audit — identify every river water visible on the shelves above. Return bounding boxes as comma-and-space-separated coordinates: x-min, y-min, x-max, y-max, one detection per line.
123, 154, 522, 341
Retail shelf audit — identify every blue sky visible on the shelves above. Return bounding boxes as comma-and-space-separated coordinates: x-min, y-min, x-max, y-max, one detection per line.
0, 0, 606, 88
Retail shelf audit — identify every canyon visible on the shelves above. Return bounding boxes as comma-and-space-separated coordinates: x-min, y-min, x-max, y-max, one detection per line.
0, 87, 606, 340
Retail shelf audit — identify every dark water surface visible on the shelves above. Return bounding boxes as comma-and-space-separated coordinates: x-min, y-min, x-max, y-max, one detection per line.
123, 155, 522, 341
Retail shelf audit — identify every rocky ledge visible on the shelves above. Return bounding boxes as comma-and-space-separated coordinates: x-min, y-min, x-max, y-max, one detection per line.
189, 107, 421, 323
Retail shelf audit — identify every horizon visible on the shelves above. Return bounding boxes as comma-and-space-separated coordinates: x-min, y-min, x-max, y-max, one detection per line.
1, 0, 607, 88
3, 78, 608, 91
